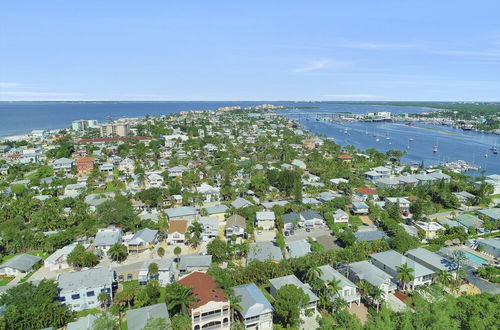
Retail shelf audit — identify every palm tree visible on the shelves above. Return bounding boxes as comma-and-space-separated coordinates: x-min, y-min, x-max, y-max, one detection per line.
98, 291, 110, 311
396, 263, 415, 291
187, 222, 203, 247
108, 243, 128, 262
305, 265, 323, 283
157, 247, 165, 258
356, 281, 371, 302
451, 250, 467, 284
228, 292, 243, 323
436, 269, 453, 287
370, 286, 383, 312
165, 283, 198, 315
326, 278, 342, 300
174, 246, 182, 263
148, 262, 159, 281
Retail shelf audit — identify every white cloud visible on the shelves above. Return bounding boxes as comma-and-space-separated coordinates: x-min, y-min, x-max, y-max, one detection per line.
0, 91, 85, 101
292, 59, 351, 73
0, 82, 23, 88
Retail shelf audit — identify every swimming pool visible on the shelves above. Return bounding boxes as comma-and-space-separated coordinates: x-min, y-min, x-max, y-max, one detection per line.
463, 251, 488, 265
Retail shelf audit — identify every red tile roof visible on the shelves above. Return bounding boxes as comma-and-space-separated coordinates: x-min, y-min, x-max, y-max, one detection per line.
178, 272, 228, 312
338, 154, 353, 160
355, 187, 378, 195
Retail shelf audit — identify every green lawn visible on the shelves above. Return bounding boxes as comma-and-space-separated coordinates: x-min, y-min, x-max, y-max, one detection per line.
0, 277, 14, 286
76, 308, 101, 318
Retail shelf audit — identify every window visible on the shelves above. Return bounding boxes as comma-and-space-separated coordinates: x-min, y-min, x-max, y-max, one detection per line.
71, 294, 80, 300
118, 275, 124, 281
127, 274, 133, 280
87, 291, 95, 297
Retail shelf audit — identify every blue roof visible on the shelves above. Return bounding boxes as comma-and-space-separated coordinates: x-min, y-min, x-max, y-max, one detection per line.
233, 283, 274, 318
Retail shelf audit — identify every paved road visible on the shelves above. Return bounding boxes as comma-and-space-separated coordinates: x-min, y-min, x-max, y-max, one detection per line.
285, 227, 332, 243
463, 266, 500, 295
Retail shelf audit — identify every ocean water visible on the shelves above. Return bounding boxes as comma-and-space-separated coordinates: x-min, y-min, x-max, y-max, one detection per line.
1, 101, 497, 175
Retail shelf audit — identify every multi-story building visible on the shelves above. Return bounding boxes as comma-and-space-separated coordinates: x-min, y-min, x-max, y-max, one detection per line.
75, 157, 95, 174
100, 123, 129, 137
178, 272, 230, 330
233, 283, 273, 330
57, 267, 115, 312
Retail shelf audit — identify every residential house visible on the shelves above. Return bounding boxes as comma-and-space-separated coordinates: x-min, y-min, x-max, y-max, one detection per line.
385, 197, 411, 215
0, 254, 42, 276
118, 158, 135, 173
57, 267, 115, 312
165, 206, 198, 221
45, 243, 85, 271
354, 230, 388, 242
179, 255, 212, 276
199, 216, 219, 241
456, 214, 484, 232
318, 265, 360, 308
354, 188, 379, 201
75, 157, 95, 174
247, 242, 282, 265
348, 260, 396, 300
225, 214, 246, 239
167, 220, 188, 245
477, 208, 500, 222
168, 165, 188, 178
282, 210, 324, 230
405, 248, 457, 275
178, 272, 230, 330
291, 159, 306, 170
52, 157, 74, 173
338, 154, 352, 162
351, 202, 369, 215
64, 183, 87, 197
197, 183, 221, 203
127, 228, 158, 251
333, 209, 349, 224
269, 275, 318, 315
139, 259, 175, 286
147, 173, 164, 188
452, 191, 476, 203
231, 197, 254, 209
370, 250, 434, 290
256, 211, 275, 230
477, 238, 500, 258
286, 240, 311, 258
94, 227, 122, 256
126, 303, 170, 330
233, 283, 274, 330
414, 221, 445, 239
99, 163, 114, 173
204, 204, 228, 222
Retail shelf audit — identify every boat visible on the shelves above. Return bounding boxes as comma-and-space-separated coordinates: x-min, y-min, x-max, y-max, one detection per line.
405, 122, 414, 126
433, 145, 438, 152
375, 137, 380, 142
409, 138, 414, 142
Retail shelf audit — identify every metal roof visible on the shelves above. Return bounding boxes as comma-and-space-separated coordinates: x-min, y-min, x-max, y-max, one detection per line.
370, 250, 435, 278
126, 303, 170, 330
58, 267, 114, 294
233, 283, 274, 319
348, 260, 394, 287
0, 253, 42, 272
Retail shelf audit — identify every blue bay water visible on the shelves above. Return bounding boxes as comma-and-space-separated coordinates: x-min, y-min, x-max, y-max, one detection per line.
0, 101, 498, 175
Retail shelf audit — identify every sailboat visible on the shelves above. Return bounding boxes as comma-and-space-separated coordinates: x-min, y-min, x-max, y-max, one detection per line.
433, 138, 438, 153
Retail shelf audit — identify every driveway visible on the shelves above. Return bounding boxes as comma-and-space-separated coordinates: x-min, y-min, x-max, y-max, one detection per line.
285, 227, 332, 243
463, 266, 500, 294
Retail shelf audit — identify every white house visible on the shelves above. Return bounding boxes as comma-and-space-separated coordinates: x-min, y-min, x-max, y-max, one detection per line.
94, 227, 122, 257
256, 211, 276, 230
0, 254, 42, 276
57, 267, 115, 312
333, 209, 349, 223
147, 173, 164, 187
138, 259, 175, 286
318, 265, 360, 308
348, 260, 397, 300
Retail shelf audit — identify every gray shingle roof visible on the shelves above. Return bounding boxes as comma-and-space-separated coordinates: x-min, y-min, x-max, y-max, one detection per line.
233, 283, 274, 319
370, 250, 435, 278
0, 254, 42, 272
94, 228, 122, 247
231, 197, 254, 209
269, 275, 318, 303
318, 265, 357, 289
286, 241, 311, 258
58, 267, 114, 294
66, 314, 98, 330
205, 204, 228, 214
129, 228, 158, 245
179, 255, 212, 270
405, 248, 457, 272
126, 303, 170, 330
348, 260, 394, 287
354, 230, 388, 242
247, 242, 282, 264
165, 206, 197, 218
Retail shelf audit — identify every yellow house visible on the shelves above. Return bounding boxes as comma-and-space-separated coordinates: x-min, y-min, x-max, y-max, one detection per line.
204, 204, 229, 222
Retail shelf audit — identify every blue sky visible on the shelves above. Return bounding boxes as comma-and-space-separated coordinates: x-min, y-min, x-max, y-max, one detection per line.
1, 1, 500, 101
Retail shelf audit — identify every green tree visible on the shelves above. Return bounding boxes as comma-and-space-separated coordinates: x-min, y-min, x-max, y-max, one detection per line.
157, 247, 165, 258
67, 244, 99, 269
98, 292, 110, 311
273, 284, 309, 328
396, 262, 415, 291
165, 283, 197, 315
93, 313, 115, 330
108, 243, 128, 262
436, 269, 454, 287
206, 238, 230, 263
170, 314, 192, 330
174, 246, 182, 262
148, 262, 159, 279
142, 317, 170, 330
